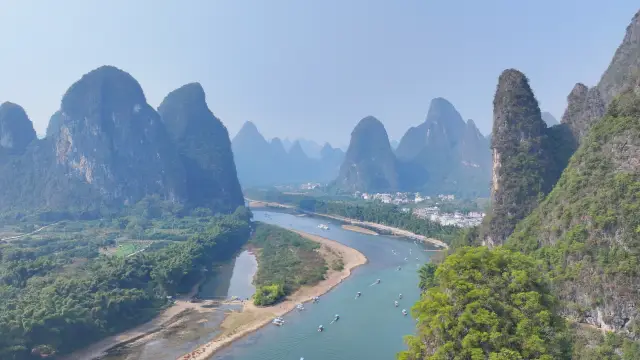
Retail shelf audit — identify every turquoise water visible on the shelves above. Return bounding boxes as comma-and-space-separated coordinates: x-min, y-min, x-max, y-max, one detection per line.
213, 210, 435, 360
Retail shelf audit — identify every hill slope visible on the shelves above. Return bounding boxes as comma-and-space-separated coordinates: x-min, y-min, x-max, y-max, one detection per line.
508, 82, 640, 338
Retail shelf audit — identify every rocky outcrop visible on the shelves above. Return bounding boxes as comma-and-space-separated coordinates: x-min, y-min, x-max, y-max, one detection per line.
53, 66, 186, 206
334, 116, 399, 192
483, 69, 550, 247
561, 83, 606, 142
0, 102, 36, 155
158, 82, 244, 212
561, 10, 640, 143
596, 10, 640, 105
508, 79, 640, 339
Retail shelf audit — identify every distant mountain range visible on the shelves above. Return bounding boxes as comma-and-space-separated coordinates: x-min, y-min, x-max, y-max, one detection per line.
332, 98, 492, 197
231, 122, 344, 186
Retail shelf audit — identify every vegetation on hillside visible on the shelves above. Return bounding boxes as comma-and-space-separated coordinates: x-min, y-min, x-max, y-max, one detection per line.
507, 83, 640, 336
0, 202, 251, 359
399, 247, 571, 360
249, 223, 327, 306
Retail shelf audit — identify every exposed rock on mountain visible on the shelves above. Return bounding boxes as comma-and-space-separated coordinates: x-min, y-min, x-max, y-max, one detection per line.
508, 79, 640, 339
483, 69, 550, 247
541, 111, 559, 126
561, 10, 640, 143
0, 102, 36, 155
596, 10, 640, 105
54, 66, 186, 205
334, 116, 399, 192
158, 82, 244, 212
561, 83, 606, 142
0, 66, 194, 213
395, 98, 491, 196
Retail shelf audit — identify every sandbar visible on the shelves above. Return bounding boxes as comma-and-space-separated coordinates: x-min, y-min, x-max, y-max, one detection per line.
176, 229, 367, 360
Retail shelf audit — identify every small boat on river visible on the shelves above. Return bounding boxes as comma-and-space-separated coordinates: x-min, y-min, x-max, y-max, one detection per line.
402, 309, 408, 316
317, 224, 330, 230
272, 317, 285, 326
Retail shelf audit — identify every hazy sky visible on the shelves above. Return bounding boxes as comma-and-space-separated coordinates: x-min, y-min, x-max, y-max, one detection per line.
1, 1, 638, 147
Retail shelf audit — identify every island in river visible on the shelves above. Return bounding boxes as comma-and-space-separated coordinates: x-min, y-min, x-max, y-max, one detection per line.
178, 228, 367, 360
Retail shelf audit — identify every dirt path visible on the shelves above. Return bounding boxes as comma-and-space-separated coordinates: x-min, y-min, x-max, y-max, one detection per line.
0, 222, 60, 241
175, 229, 368, 360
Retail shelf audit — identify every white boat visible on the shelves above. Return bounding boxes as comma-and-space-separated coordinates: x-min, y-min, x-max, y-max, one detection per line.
317, 224, 330, 230
402, 309, 408, 316
296, 303, 305, 310
272, 317, 285, 326
394, 301, 399, 307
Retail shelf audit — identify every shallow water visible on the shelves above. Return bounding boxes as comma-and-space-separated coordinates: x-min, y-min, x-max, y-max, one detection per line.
213, 210, 436, 360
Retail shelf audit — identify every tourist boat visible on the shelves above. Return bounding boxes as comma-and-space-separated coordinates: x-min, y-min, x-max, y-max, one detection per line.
402, 309, 408, 316
296, 303, 305, 311
317, 224, 330, 230
318, 325, 324, 332
394, 300, 399, 307
272, 317, 285, 326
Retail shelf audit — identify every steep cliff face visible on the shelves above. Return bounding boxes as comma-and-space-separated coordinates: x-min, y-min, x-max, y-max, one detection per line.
335, 116, 399, 192
561, 10, 640, 143
483, 69, 550, 247
596, 10, 640, 105
508, 80, 640, 338
158, 82, 244, 212
0, 102, 37, 155
561, 83, 606, 142
52, 66, 186, 206
395, 98, 490, 196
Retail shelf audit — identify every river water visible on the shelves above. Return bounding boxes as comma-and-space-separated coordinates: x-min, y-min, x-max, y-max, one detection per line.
101, 210, 436, 360
214, 210, 436, 360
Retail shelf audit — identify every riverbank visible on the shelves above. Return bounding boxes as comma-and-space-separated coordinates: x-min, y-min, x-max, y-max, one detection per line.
342, 224, 379, 236
61, 280, 215, 360
176, 229, 368, 360
246, 198, 449, 249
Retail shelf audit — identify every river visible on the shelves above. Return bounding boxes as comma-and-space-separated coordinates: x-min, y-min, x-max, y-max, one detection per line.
101, 210, 436, 360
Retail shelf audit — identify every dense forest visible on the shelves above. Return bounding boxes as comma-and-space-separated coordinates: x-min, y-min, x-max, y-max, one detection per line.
249, 223, 328, 306
245, 189, 460, 243
0, 200, 251, 359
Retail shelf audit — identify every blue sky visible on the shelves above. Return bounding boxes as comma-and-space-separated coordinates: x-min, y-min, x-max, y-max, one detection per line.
0, 1, 637, 147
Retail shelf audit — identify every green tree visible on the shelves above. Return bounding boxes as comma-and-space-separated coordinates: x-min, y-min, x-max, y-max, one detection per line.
398, 247, 570, 360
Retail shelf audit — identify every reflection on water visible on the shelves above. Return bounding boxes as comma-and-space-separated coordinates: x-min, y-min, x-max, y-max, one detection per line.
100, 250, 257, 360
199, 250, 257, 301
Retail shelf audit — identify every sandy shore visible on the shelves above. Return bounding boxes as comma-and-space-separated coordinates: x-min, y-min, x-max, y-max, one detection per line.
61, 300, 212, 360
341, 224, 379, 236
176, 229, 367, 360
246, 198, 448, 249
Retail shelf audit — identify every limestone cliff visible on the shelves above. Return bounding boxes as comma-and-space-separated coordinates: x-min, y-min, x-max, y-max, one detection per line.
561, 10, 640, 143
509, 79, 640, 338
483, 69, 550, 247
334, 116, 399, 192
0, 102, 36, 155
158, 82, 244, 212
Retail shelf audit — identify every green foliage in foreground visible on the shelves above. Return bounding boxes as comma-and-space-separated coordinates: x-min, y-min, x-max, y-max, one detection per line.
253, 284, 286, 306
399, 247, 571, 360
250, 223, 327, 305
0, 206, 251, 359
